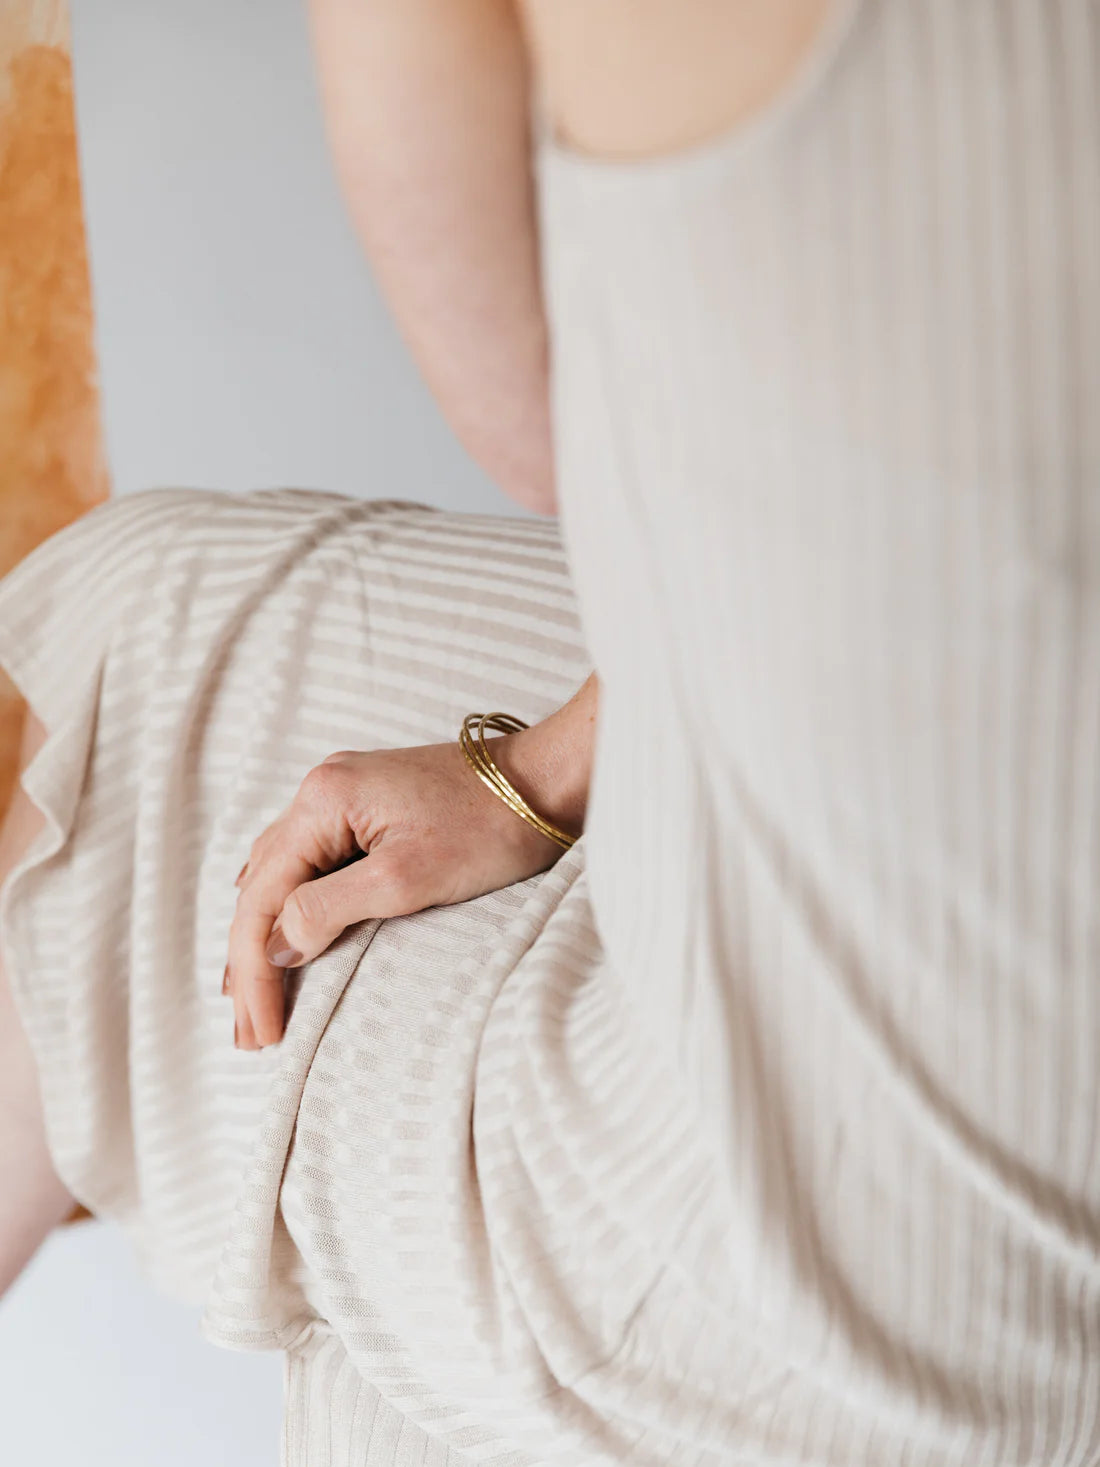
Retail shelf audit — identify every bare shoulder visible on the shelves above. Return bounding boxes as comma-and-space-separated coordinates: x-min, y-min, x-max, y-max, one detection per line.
517, 0, 832, 160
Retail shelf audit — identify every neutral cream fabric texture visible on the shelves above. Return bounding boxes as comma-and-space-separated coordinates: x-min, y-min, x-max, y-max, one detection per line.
0, 491, 725, 1463
3, 0, 1100, 1461
536, 0, 1100, 1460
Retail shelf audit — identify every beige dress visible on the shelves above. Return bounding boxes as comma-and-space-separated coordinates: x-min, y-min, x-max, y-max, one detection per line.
3, 1, 1100, 1462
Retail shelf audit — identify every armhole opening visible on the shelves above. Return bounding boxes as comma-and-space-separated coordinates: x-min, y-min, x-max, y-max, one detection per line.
531, 0, 863, 183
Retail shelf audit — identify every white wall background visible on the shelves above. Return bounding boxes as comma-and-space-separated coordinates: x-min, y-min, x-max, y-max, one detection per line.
72, 0, 512, 516
1, 3, 519, 1463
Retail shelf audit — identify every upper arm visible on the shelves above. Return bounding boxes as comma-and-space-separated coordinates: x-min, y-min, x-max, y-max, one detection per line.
309, 0, 557, 514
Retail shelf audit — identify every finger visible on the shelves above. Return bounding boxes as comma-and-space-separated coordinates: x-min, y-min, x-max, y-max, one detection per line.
234, 807, 290, 894
272, 848, 413, 965
229, 843, 319, 1048
234, 1004, 259, 1053
228, 762, 365, 1045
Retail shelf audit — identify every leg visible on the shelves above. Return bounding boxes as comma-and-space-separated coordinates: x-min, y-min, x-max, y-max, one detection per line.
0, 707, 75, 1298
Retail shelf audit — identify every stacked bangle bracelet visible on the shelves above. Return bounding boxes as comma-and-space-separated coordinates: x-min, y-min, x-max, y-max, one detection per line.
458, 712, 577, 851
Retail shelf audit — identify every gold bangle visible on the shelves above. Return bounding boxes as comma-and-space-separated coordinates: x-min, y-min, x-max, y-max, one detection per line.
459, 712, 577, 851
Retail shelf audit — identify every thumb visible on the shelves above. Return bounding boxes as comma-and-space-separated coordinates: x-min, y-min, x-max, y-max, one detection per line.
268, 850, 409, 966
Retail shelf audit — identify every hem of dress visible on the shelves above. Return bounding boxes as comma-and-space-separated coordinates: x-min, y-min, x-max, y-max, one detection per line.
0, 619, 107, 1224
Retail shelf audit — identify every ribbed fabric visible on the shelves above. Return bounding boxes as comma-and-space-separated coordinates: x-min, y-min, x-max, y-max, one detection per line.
0, 490, 733, 1462
534, 0, 1100, 1460
2, 2, 1099, 1460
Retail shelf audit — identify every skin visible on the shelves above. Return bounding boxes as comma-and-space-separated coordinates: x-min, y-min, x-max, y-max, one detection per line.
518, 0, 831, 160
229, 676, 598, 1047
229, 0, 596, 1048
309, 0, 555, 516
1, 0, 832, 1287
229, 0, 831, 1050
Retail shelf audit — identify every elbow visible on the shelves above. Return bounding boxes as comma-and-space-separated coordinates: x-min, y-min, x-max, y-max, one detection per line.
514, 483, 559, 517
460, 414, 559, 517
488, 452, 559, 518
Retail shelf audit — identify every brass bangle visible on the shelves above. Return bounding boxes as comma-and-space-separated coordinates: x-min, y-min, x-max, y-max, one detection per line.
459, 712, 577, 851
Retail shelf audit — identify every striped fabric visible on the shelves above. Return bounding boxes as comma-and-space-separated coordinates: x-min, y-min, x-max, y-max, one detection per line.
533, 0, 1100, 1460
4, 0, 1100, 1460
0, 490, 739, 1461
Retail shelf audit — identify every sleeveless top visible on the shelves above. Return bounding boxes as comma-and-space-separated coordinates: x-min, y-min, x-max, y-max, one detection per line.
536, 0, 1100, 1458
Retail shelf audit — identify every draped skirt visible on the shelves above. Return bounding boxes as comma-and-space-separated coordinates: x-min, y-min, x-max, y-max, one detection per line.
0, 489, 651, 1464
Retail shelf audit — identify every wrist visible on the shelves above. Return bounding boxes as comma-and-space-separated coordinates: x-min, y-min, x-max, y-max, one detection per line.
491, 677, 596, 839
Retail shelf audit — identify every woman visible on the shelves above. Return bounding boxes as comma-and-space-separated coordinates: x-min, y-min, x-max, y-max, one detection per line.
3, 1, 1099, 1461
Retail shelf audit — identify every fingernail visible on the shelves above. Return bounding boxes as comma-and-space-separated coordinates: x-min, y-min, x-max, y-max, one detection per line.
222, 964, 231, 995
265, 924, 303, 968
233, 1019, 239, 1048
235, 861, 249, 887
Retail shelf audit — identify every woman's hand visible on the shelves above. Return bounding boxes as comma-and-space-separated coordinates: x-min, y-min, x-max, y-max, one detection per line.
226, 676, 597, 1050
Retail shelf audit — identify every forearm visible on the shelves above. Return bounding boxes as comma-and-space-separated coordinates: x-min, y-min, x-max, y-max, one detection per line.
309, 0, 555, 514
494, 673, 598, 839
